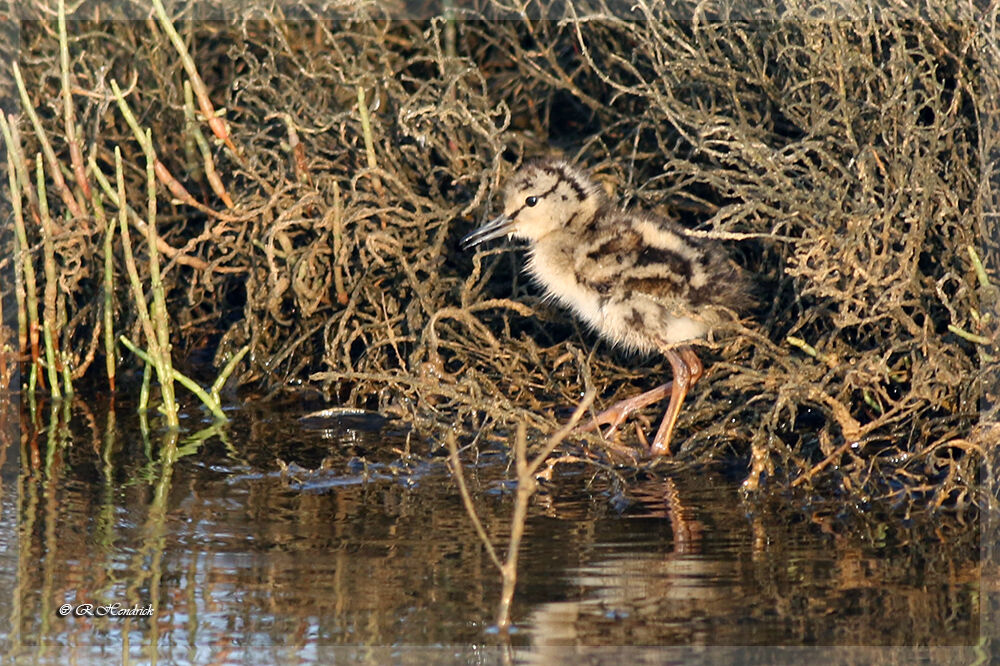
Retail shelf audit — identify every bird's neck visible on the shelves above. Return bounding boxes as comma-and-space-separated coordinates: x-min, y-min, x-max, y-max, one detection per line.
526, 231, 576, 288
525, 227, 594, 315
565, 195, 605, 233
526, 197, 604, 290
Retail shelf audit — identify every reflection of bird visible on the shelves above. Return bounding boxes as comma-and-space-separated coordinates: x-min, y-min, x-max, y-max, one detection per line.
462, 159, 747, 456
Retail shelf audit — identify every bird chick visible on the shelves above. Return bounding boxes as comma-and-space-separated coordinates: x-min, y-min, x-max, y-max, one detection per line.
462, 159, 746, 457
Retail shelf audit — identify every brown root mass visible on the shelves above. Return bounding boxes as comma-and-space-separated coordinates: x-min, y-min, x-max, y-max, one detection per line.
1, 1, 997, 514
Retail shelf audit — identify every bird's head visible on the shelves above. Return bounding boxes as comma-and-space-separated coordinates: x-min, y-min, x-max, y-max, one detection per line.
462, 160, 605, 249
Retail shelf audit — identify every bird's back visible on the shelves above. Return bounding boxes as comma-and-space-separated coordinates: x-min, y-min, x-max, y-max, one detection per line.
530, 204, 746, 354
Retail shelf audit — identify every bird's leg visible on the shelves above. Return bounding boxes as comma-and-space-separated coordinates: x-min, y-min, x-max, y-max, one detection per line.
681, 345, 704, 384
648, 346, 703, 457
576, 381, 674, 440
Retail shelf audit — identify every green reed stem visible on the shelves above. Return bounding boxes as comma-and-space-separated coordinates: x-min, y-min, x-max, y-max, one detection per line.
181, 81, 202, 178
3, 114, 39, 217
114, 147, 170, 421
120, 336, 227, 421
356, 85, 385, 208
4, 137, 27, 356
947, 324, 992, 346
142, 127, 179, 425
88, 153, 146, 232
100, 142, 230, 421
968, 245, 992, 291
183, 79, 230, 206
35, 156, 62, 399
357, 85, 378, 171
58, 0, 90, 201
2, 116, 40, 394
11, 62, 82, 219
113, 149, 149, 337
92, 192, 117, 391
332, 180, 348, 304
109, 81, 180, 424
140, 362, 151, 413
110, 80, 153, 156
143, 131, 166, 349
786, 335, 818, 358
210, 344, 250, 405
151, 0, 240, 162
60, 351, 74, 399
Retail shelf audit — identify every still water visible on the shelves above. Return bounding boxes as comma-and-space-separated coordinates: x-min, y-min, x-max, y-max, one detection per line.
0, 394, 986, 663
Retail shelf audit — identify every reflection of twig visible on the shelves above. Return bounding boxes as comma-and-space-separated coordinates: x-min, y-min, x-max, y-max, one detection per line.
448, 390, 595, 632
446, 432, 502, 570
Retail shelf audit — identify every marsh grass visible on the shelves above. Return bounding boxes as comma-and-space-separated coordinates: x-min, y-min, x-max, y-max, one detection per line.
0, 2, 995, 514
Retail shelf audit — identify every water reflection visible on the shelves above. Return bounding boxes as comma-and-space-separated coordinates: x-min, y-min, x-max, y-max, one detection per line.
524, 473, 981, 649
0, 395, 985, 663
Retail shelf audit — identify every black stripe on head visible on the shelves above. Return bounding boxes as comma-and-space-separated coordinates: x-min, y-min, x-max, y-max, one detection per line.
508, 173, 571, 222
509, 161, 567, 212
539, 162, 587, 202
507, 201, 528, 221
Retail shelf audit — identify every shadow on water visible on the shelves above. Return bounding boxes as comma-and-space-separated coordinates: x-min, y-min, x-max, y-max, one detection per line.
0, 393, 989, 663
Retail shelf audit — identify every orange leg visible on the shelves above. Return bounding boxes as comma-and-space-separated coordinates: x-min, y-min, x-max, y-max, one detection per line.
648, 346, 703, 457
577, 345, 704, 457
576, 381, 674, 440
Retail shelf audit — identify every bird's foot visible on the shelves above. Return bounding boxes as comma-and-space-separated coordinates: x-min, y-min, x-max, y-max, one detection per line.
574, 407, 629, 440
574, 381, 674, 440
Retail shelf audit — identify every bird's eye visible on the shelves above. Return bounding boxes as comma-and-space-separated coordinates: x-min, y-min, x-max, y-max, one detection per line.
525, 196, 538, 207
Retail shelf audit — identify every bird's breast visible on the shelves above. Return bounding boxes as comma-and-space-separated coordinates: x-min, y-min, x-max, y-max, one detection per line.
526, 238, 604, 326
526, 235, 710, 353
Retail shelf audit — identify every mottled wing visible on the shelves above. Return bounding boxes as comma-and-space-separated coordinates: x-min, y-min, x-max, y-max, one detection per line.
573, 213, 745, 312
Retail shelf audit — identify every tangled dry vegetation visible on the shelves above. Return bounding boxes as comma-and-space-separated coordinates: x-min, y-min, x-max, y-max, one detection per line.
1, 1, 997, 513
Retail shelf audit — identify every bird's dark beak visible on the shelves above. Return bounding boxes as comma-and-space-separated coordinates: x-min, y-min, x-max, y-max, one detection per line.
461, 214, 515, 249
